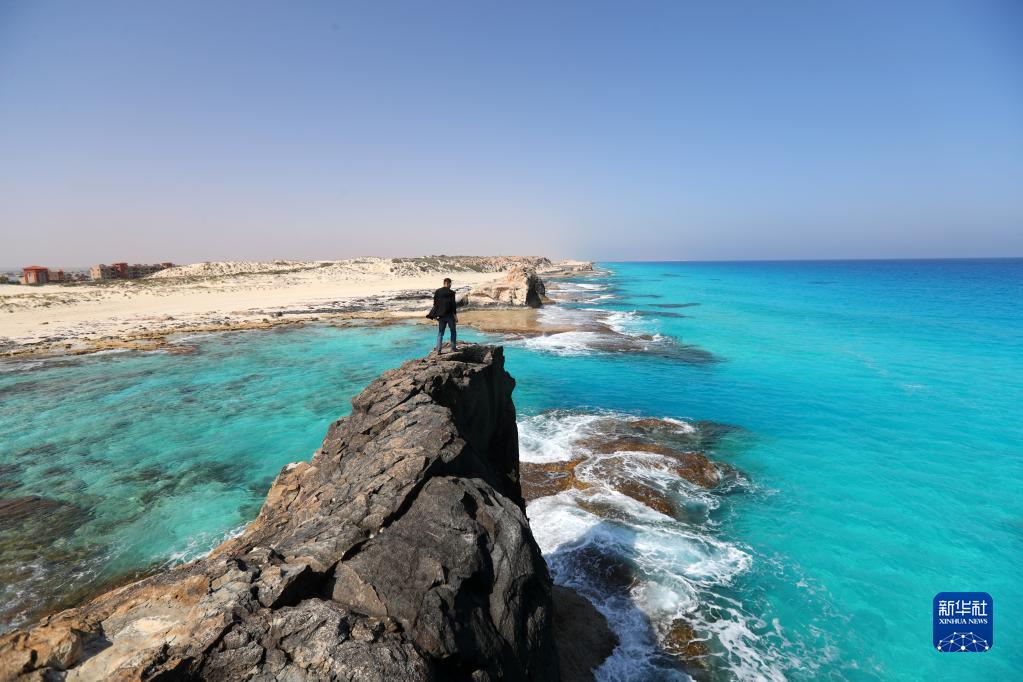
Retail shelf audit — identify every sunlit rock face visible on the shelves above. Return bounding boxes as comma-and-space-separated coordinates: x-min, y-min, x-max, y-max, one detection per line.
467, 267, 551, 308
0, 345, 590, 681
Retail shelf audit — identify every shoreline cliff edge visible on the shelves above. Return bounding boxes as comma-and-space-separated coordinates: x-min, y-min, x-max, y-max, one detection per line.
0, 344, 615, 681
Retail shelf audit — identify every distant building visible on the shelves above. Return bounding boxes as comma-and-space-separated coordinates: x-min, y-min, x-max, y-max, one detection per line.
90, 264, 112, 279
90, 262, 174, 280
21, 266, 50, 285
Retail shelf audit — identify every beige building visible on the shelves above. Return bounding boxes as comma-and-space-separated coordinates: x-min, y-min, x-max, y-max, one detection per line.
90, 262, 174, 280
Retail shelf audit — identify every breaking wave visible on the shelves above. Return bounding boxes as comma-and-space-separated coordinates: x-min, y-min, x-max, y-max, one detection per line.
519, 410, 805, 681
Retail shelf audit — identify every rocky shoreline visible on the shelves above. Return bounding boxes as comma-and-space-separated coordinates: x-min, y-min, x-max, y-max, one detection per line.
0, 345, 617, 681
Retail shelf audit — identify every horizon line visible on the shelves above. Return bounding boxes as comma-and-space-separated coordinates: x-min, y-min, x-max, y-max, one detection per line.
604, 255, 1023, 264
3, 255, 1022, 271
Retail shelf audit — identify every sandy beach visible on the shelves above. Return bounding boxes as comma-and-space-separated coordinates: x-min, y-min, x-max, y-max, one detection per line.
0, 257, 591, 358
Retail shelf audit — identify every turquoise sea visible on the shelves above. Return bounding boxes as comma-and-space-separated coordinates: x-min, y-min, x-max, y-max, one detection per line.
1, 259, 1021, 680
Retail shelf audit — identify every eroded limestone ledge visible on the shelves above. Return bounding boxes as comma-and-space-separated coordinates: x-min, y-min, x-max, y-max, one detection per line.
0, 345, 615, 681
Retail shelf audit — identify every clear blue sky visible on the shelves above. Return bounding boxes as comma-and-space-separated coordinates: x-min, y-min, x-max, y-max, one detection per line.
1, 1, 1021, 265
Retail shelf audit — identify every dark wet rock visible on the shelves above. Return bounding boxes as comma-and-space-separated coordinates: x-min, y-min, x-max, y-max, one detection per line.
611, 477, 675, 515
574, 455, 686, 519
552, 586, 618, 682
578, 437, 720, 490
559, 545, 635, 595
0, 345, 576, 681
575, 497, 630, 521
669, 452, 722, 489
662, 618, 711, 679
592, 416, 739, 453
626, 418, 682, 432
521, 459, 589, 500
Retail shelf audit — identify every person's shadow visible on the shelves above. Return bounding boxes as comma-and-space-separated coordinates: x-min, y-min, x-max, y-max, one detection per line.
545, 520, 717, 681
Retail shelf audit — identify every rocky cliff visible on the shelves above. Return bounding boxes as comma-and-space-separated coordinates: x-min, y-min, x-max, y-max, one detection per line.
466, 267, 550, 308
0, 345, 613, 681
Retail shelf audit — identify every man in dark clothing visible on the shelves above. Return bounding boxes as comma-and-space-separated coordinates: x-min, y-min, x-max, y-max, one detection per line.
427, 277, 458, 353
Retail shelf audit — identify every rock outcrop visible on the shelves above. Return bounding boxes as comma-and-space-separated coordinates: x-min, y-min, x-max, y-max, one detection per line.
518, 415, 735, 525
550, 587, 617, 682
467, 267, 550, 308
0, 345, 599, 681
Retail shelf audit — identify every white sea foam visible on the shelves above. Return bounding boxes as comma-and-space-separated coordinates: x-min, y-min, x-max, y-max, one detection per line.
169, 332, 219, 344
518, 411, 604, 463
164, 523, 248, 567
601, 310, 644, 335
574, 452, 722, 516
655, 416, 698, 434
519, 408, 796, 681
527, 493, 605, 554
0, 359, 45, 373
518, 410, 702, 463
516, 331, 602, 356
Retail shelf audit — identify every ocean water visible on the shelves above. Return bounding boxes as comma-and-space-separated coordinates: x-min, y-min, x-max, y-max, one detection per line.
1, 260, 1021, 680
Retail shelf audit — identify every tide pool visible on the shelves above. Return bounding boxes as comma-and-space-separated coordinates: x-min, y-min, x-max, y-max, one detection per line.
1, 259, 1021, 680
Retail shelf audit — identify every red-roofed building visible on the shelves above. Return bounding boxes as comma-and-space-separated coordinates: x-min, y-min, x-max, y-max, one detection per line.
21, 266, 50, 285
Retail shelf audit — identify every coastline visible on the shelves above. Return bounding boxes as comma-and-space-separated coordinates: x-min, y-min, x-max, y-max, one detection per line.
0, 260, 738, 679
0, 257, 593, 360
0, 346, 619, 679
12, 259, 1013, 677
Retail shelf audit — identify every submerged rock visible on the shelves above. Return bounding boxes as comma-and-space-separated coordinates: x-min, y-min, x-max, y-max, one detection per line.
591, 416, 739, 455
609, 476, 676, 516
0, 496, 105, 631
566, 332, 719, 364
0, 345, 609, 681
579, 430, 721, 490
662, 618, 712, 680
580, 439, 720, 490
521, 458, 589, 500
517, 413, 736, 523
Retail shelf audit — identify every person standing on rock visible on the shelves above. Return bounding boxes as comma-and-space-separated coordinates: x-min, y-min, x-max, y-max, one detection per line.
427, 277, 459, 353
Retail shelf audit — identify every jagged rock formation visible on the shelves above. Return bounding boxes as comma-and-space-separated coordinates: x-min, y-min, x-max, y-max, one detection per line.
0, 346, 613, 681
466, 267, 550, 308
519, 415, 732, 522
